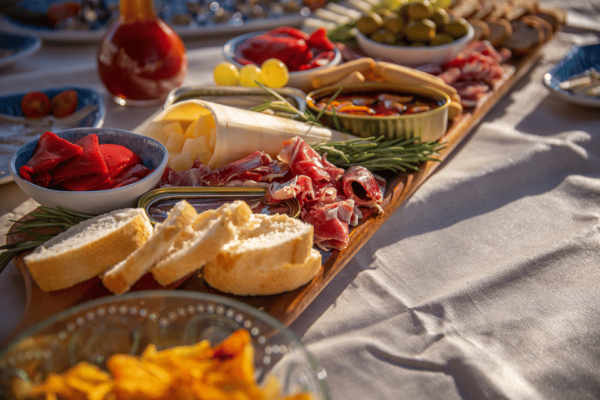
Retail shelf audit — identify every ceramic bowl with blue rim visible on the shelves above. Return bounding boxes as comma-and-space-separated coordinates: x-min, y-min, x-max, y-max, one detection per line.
223, 30, 342, 93
0, 31, 42, 70
0, 85, 106, 127
9, 128, 169, 215
543, 43, 600, 108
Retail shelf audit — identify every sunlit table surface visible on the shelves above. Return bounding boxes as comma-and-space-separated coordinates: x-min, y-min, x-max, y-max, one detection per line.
1, 2, 600, 398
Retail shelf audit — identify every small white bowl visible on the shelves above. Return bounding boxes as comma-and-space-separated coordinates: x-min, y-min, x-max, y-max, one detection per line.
356, 23, 474, 66
10, 128, 168, 215
223, 30, 342, 93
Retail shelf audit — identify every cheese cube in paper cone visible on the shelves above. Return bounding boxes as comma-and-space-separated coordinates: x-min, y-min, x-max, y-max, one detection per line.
143, 99, 357, 169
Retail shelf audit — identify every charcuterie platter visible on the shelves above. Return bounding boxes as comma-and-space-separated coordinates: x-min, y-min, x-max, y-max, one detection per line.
1, 0, 568, 350
3, 41, 546, 347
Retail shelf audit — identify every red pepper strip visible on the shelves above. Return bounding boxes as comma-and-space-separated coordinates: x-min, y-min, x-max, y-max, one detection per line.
298, 50, 335, 71
61, 144, 143, 191
31, 170, 52, 188
19, 131, 82, 183
266, 26, 309, 41
337, 105, 374, 114
306, 28, 335, 51
96, 163, 151, 190
51, 134, 108, 184
235, 34, 312, 72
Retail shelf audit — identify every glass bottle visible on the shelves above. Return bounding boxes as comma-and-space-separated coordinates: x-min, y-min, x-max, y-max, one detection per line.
97, 0, 187, 106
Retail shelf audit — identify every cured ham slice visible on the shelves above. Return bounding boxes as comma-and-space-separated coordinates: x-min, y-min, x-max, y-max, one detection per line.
342, 166, 384, 209
303, 200, 355, 250
201, 151, 273, 186
280, 137, 344, 184
264, 175, 315, 207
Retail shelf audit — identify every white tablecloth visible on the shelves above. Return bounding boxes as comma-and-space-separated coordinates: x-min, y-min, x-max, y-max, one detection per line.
1, 3, 600, 399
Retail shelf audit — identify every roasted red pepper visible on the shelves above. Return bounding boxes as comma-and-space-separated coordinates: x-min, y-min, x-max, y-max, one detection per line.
306, 28, 335, 51
19, 131, 82, 182
51, 134, 107, 184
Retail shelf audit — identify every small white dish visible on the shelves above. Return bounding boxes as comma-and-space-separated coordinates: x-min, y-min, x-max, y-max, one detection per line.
10, 128, 168, 215
223, 30, 342, 93
356, 23, 474, 66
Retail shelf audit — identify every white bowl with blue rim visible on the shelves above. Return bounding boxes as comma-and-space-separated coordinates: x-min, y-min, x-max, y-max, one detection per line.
10, 128, 168, 215
0, 31, 42, 70
543, 43, 600, 108
0, 85, 106, 185
223, 30, 342, 93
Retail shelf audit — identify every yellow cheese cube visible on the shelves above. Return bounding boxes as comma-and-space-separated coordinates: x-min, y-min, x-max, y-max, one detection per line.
168, 150, 181, 162
208, 127, 217, 148
192, 114, 216, 138
198, 151, 212, 166
184, 120, 198, 139
181, 136, 210, 159
165, 131, 186, 151
170, 152, 195, 172
163, 121, 183, 136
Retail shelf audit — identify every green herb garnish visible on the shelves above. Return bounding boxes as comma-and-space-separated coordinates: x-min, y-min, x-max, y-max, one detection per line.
0, 206, 94, 273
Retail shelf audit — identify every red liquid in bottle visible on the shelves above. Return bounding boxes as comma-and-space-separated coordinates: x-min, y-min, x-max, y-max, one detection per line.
97, 0, 187, 105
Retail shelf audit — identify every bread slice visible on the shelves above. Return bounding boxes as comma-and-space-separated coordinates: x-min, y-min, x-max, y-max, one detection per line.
502, 18, 544, 55
151, 201, 253, 286
203, 213, 319, 296
204, 248, 322, 296
24, 208, 153, 292
102, 200, 197, 294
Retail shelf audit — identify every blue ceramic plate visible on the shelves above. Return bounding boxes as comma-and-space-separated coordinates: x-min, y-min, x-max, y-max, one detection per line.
0, 85, 106, 185
543, 43, 600, 108
0, 31, 42, 69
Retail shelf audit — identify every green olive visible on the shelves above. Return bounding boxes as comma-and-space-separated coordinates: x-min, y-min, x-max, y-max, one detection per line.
356, 12, 384, 36
430, 33, 454, 46
410, 41, 427, 47
383, 13, 404, 34
405, 0, 432, 20
370, 28, 397, 45
443, 18, 470, 39
430, 8, 450, 28
405, 18, 436, 42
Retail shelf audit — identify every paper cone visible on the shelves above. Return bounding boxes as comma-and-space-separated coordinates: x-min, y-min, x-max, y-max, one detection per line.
148, 100, 357, 169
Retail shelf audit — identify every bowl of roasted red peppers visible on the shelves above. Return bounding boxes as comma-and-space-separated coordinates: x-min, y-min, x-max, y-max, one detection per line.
223, 27, 341, 92
10, 128, 168, 214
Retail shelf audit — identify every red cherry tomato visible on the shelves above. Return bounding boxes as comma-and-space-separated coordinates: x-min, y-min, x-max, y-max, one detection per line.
21, 91, 51, 119
51, 90, 78, 118
47, 1, 81, 26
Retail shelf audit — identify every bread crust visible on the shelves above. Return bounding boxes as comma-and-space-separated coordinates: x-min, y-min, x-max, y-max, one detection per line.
24, 209, 153, 292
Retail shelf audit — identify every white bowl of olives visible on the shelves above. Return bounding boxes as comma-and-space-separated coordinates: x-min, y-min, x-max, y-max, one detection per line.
355, 2, 474, 66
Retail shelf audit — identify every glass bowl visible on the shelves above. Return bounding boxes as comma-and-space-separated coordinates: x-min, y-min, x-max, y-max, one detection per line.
0, 291, 328, 399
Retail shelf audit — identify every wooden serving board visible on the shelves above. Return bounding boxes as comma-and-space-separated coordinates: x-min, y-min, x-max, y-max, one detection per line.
3, 44, 546, 347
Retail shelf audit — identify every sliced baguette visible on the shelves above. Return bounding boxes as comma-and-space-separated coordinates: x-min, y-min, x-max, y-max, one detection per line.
151, 201, 253, 286
102, 200, 197, 294
204, 248, 322, 296
24, 208, 153, 292
203, 213, 318, 296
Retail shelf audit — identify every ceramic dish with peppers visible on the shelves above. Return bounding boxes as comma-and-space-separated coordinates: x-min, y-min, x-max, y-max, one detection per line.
9, 128, 168, 214
223, 27, 342, 92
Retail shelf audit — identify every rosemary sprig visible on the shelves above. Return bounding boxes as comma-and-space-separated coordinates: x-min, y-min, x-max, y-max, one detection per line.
313, 136, 447, 173
326, 21, 358, 45
0, 206, 94, 274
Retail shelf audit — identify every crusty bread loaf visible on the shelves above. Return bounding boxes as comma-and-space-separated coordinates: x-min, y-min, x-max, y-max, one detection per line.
102, 200, 197, 294
203, 213, 320, 296
151, 201, 253, 286
204, 248, 322, 296
24, 208, 153, 292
